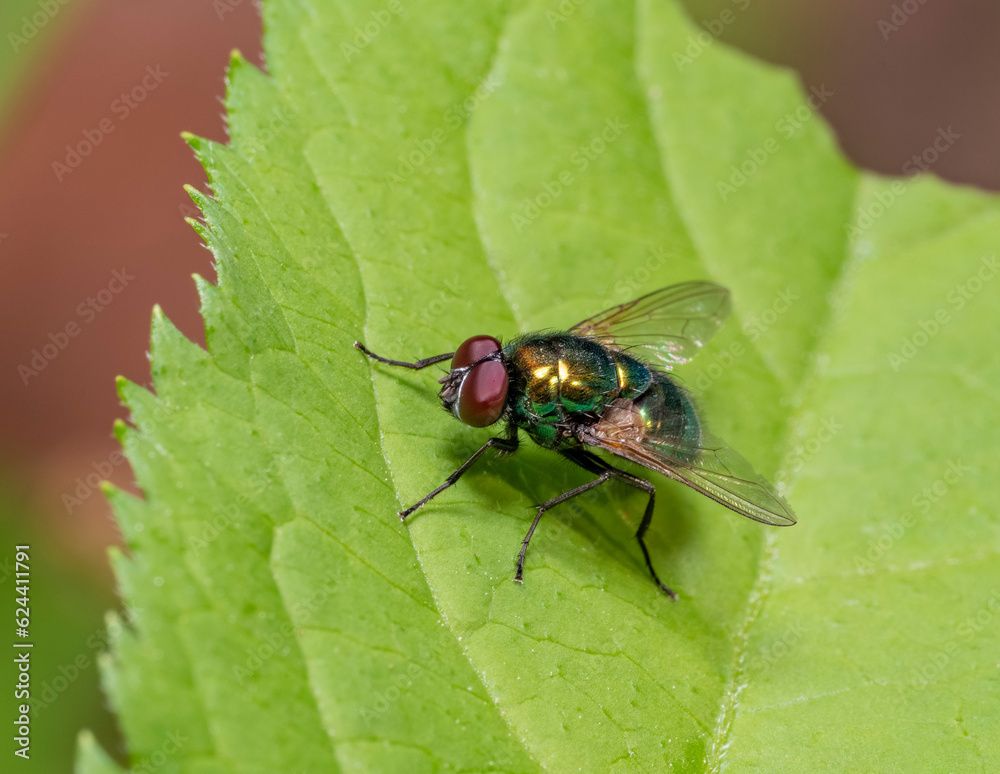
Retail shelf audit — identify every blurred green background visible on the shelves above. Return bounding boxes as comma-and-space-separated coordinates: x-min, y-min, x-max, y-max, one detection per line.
1, 0, 998, 769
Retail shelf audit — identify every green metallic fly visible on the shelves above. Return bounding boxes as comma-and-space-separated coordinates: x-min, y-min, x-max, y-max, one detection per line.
355, 281, 796, 598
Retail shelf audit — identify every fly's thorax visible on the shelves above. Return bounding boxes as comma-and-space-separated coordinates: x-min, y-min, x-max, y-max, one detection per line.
506, 334, 613, 414
503, 334, 654, 447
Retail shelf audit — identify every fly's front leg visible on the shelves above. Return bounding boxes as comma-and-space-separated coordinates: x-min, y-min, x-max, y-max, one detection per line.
400, 434, 519, 521
354, 341, 453, 370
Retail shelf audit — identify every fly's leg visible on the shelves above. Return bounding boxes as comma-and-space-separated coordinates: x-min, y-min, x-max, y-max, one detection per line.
354, 341, 453, 370
615, 470, 676, 599
522, 448, 676, 599
355, 341, 519, 520
516, 471, 614, 583
399, 434, 519, 521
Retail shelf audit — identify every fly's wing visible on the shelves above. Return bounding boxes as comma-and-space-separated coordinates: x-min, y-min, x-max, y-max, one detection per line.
570, 282, 731, 369
582, 405, 796, 526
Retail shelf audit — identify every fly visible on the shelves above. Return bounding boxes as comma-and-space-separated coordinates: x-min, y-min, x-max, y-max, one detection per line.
355, 281, 796, 598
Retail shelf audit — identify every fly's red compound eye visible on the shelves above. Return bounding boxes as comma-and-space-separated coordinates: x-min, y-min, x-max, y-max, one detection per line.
451, 335, 501, 369
457, 360, 508, 427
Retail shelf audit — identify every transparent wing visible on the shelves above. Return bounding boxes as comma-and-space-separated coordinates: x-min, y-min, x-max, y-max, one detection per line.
582, 406, 796, 527
570, 282, 731, 369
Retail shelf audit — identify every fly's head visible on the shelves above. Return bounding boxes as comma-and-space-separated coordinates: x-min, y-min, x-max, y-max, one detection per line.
438, 335, 508, 428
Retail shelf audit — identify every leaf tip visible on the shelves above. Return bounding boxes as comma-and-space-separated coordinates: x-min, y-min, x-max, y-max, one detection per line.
181, 132, 208, 152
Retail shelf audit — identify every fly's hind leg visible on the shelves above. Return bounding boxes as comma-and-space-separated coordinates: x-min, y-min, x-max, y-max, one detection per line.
617, 470, 676, 599
553, 449, 677, 599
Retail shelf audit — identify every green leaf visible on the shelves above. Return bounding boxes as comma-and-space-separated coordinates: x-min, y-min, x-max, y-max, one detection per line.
76, 730, 126, 774
83, 0, 1000, 771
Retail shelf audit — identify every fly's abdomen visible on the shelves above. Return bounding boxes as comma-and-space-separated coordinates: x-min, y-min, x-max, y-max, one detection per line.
633, 371, 702, 461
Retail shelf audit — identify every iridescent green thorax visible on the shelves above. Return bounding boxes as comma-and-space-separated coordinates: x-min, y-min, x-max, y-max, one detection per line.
503, 333, 652, 448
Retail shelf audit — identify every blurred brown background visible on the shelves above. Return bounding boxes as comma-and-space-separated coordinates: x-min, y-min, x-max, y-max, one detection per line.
0, 0, 997, 768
